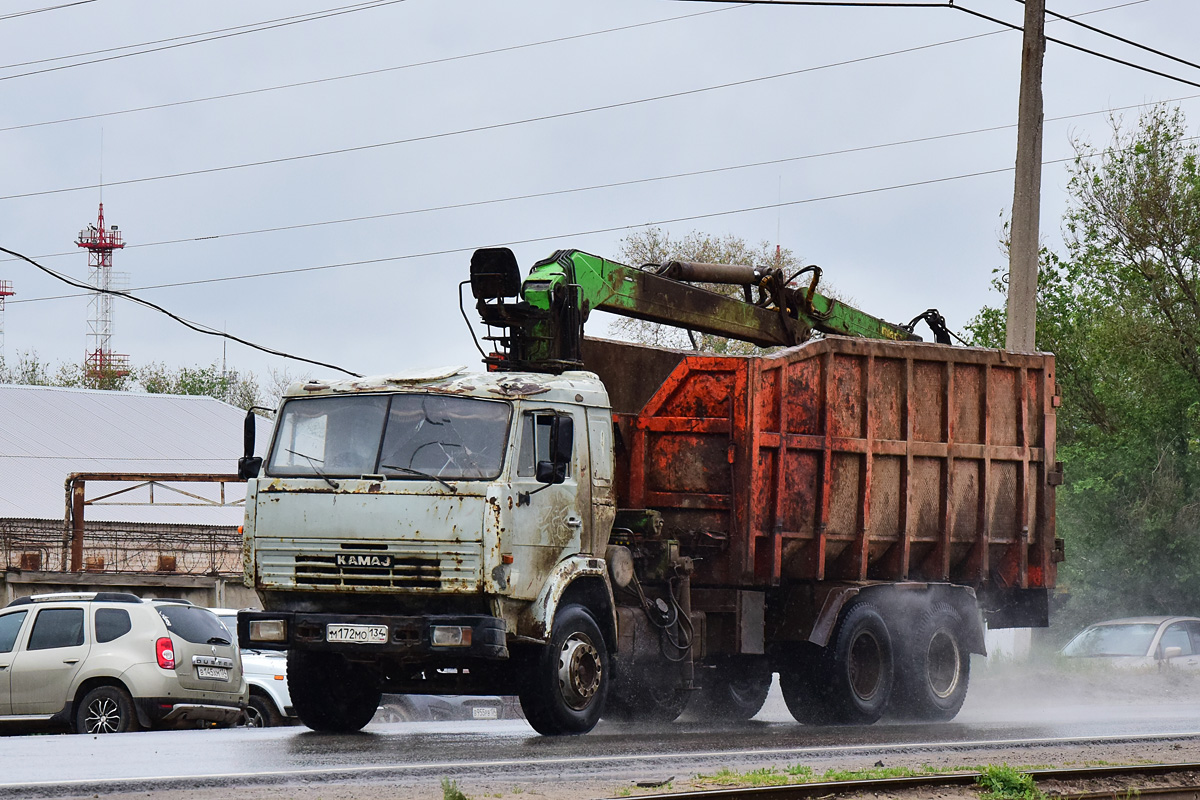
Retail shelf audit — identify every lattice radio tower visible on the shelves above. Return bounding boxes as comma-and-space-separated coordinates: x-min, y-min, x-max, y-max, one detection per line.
76, 203, 129, 379
0, 280, 14, 361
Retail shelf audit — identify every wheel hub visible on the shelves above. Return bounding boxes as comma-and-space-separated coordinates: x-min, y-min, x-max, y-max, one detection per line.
847, 631, 883, 701
557, 634, 602, 711
926, 629, 961, 698
86, 698, 120, 733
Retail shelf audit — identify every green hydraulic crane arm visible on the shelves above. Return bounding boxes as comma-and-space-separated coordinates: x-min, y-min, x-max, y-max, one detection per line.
470, 248, 921, 373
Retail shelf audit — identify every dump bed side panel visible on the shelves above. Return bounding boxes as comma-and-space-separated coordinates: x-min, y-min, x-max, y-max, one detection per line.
586, 336, 1058, 592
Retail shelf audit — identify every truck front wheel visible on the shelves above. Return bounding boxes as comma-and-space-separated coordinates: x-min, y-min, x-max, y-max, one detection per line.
519, 604, 608, 735
890, 603, 969, 721
288, 650, 382, 733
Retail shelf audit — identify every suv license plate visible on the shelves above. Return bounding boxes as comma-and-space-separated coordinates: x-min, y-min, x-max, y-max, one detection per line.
472, 706, 499, 720
327, 624, 388, 644
196, 666, 230, 681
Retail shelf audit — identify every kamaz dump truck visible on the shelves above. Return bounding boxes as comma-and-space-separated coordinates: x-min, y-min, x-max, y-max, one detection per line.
237, 248, 1061, 735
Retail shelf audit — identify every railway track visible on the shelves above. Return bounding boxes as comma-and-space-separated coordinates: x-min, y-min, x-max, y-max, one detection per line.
619, 762, 1200, 800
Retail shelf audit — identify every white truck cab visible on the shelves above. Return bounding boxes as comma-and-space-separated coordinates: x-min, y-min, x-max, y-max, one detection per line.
238, 366, 617, 734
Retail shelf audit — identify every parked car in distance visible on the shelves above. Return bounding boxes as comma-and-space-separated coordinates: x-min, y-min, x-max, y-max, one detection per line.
373, 693, 522, 724
0, 592, 246, 734
1061, 616, 1200, 669
211, 609, 294, 727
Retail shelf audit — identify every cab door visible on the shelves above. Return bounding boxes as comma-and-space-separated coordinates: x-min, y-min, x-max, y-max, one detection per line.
506, 406, 589, 599
10, 607, 90, 714
0, 610, 30, 716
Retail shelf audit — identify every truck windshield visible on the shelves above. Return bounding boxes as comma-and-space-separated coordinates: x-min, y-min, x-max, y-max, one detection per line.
267, 394, 511, 480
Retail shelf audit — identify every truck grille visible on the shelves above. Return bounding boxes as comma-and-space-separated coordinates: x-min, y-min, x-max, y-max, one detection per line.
256, 539, 482, 592
294, 554, 441, 589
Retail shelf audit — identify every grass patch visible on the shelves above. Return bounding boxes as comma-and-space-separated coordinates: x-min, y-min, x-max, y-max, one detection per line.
442, 778, 470, 800
976, 764, 1045, 800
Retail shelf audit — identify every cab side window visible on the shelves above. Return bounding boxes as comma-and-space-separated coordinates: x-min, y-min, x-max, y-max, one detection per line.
517, 414, 569, 478
95, 608, 132, 644
0, 611, 27, 653
26, 608, 85, 650
1160, 623, 1193, 656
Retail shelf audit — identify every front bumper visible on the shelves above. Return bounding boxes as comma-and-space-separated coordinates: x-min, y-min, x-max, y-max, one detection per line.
237, 611, 509, 660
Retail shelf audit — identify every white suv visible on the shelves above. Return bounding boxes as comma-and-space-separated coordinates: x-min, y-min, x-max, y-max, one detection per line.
211, 609, 295, 727
0, 592, 247, 734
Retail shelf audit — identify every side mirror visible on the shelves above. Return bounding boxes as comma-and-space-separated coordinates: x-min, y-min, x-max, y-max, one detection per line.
238, 408, 263, 480
534, 415, 573, 485
238, 456, 263, 481
1163, 646, 1184, 661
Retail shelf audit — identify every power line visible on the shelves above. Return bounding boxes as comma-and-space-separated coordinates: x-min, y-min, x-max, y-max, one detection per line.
7, 128, 1191, 310
0, 0, 1148, 199
1, 155, 1082, 308
0, 1, 407, 83
675, 0, 1200, 88
5, 87, 1197, 271
0, 1, 95, 23
0, 245, 362, 377
0, 0, 385, 69
0, 7, 739, 134
1027, 1, 1200, 77
0, 28, 1019, 202
951, 4, 1200, 91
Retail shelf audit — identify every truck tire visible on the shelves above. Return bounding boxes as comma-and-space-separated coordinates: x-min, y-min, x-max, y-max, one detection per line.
76, 685, 141, 734
288, 650, 381, 733
891, 602, 970, 721
782, 602, 893, 725
519, 604, 608, 735
690, 659, 771, 721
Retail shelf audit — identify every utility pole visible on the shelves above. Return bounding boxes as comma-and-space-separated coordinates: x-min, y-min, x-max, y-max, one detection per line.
1006, 0, 1046, 353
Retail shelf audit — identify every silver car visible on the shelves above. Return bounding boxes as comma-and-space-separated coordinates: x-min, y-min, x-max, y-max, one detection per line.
0, 592, 247, 734
1061, 616, 1200, 669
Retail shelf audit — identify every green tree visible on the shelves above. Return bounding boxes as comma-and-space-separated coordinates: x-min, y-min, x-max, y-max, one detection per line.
136, 362, 262, 411
969, 105, 1200, 628
609, 227, 824, 354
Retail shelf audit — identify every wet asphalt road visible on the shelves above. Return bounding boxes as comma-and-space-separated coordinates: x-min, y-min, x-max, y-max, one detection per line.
3, 680, 1200, 796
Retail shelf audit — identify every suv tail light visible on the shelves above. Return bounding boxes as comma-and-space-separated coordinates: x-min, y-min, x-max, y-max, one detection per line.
156, 637, 175, 670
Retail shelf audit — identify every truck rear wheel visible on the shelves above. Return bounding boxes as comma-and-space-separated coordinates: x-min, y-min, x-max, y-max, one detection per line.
288, 650, 381, 733
519, 604, 608, 735
781, 602, 893, 725
690, 659, 771, 721
891, 602, 970, 721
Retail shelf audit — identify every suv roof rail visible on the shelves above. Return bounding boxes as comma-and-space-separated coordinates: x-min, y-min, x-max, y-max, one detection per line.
92, 592, 144, 604
149, 597, 193, 605
4, 591, 144, 608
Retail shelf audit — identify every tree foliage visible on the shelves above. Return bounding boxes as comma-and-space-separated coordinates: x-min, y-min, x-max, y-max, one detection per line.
969, 106, 1200, 627
608, 227, 815, 355
0, 352, 268, 411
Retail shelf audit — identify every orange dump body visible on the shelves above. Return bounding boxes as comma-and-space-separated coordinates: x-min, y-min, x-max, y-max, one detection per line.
583, 336, 1059, 592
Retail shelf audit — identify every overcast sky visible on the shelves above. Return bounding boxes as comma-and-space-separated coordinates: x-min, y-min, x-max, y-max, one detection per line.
0, 0, 1194, 386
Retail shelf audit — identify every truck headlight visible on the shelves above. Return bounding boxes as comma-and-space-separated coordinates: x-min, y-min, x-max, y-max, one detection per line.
249, 619, 287, 642
430, 626, 472, 647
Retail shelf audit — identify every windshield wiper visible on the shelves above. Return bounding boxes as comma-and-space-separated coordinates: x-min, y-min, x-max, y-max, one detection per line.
207, 636, 231, 645
380, 464, 457, 493
285, 448, 338, 489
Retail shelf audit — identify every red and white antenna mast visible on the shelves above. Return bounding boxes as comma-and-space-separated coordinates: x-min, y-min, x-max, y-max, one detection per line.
0, 280, 14, 360
76, 203, 129, 380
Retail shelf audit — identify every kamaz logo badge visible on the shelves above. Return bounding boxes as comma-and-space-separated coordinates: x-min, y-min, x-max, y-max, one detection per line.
336, 553, 393, 568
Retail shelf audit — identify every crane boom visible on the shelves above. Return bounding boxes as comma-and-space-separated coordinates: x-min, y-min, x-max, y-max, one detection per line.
470, 247, 921, 373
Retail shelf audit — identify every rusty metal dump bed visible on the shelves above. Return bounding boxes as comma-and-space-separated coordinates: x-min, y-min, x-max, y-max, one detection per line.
583, 336, 1058, 591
